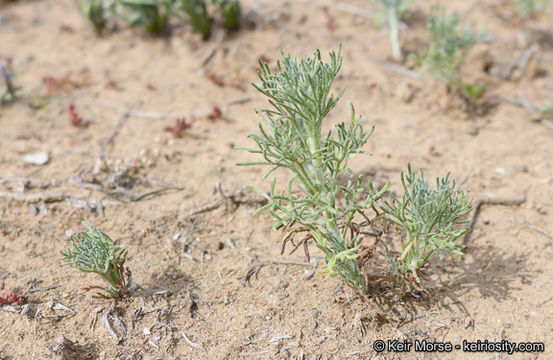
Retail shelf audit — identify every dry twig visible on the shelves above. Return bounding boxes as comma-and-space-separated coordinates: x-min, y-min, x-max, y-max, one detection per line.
0, 190, 64, 203
463, 192, 527, 244
94, 96, 251, 120
181, 330, 207, 354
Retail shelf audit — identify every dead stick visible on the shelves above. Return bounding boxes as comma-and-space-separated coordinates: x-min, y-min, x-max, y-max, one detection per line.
94, 96, 251, 120
0, 190, 64, 203
0, 62, 16, 100
98, 104, 136, 160
108, 187, 185, 202
463, 192, 527, 244
181, 330, 207, 354
367, 57, 426, 83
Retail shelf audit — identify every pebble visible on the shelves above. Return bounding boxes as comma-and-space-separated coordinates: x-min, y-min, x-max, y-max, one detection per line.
23, 151, 49, 165
465, 125, 479, 136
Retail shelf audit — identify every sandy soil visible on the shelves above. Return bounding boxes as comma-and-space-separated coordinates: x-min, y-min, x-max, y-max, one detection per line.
1, 0, 552, 359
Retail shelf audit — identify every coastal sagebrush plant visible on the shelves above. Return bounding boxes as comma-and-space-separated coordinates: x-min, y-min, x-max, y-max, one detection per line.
381, 165, 471, 283
61, 223, 131, 298
238, 47, 389, 294
238, 47, 473, 296
413, 5, 479, 91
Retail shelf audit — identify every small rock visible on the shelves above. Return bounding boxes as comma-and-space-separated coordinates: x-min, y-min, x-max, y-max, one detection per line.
48, 336, 78, 359
519, 165, 528, 173
23, 151, 49, 165
28, 205, 38, 215
465, 125, 479, 136
494, 167, 509, 175
395, 82, 416, 103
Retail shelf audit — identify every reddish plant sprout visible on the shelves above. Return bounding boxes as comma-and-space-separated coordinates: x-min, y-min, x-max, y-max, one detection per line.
207, 106, 223, 121
68, 104, 83, 127
206, 73, 224, 87
259, 55, 271, 64
321, 6, 336, 32
0, 281, 27, 306
164, 118, 192, 136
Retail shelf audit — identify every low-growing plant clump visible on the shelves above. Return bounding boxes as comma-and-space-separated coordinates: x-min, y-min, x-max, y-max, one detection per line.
512, 0, 548, 19
77, 0, 240, 36
413, 5, 480, 95
61, 223, 132, 298
239, 47, 472, 296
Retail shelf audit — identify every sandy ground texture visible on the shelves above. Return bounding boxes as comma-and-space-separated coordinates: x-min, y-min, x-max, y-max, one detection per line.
1, 0, 553, 359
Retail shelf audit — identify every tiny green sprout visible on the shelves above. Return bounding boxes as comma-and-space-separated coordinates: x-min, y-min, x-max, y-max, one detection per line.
238, 46, 389, 294
464, 83, 485, 99
540, 107, 553, 115
414, 5, 480, 90
119, 0, 173, 34
181, 0, 211, 39
381, 165, 472, 282
61, 223, 131, 298
371, 0, 412, 60
213, 0, 240, 31
513, 0, 548, 19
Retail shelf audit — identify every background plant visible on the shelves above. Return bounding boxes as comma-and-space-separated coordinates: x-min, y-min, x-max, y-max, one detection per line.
381, 165, 471, 283
512, 0, 548, 18
76, 0, 240, 37
213, 0, 240, 31
119, 0, 173, 34
181, 0, 211, 39
371, 0, 412, 61
238, 47, 389, 294
61, 223, 131, 298
78, 0, 108, 33
413, 5, 479, 90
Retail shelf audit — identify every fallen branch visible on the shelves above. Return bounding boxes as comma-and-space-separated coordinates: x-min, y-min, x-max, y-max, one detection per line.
335, 2, 373, 19
463, 192, 527, 244
367, 57, 426, 83
185, 184, 266, 218
241, 259, 317, 285
98, 105, 136, 160
107, 186, 185, 202
0, 190, 64, 203
0, 62, 17, 103
181, 330, 207, 354
499, 91, 553, 132
94, 96, 252, 120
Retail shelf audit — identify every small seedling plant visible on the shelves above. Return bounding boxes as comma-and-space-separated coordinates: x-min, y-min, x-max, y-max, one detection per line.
371, 0, 412, 61
239, 47, 472, 296
61, 223, 131, 298
414, 5, 479, 93
238, 47, 389, 294
381, 165, 471, 284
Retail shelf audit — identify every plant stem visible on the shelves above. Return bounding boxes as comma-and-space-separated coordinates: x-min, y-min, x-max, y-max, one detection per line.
386, 1, 402, 61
